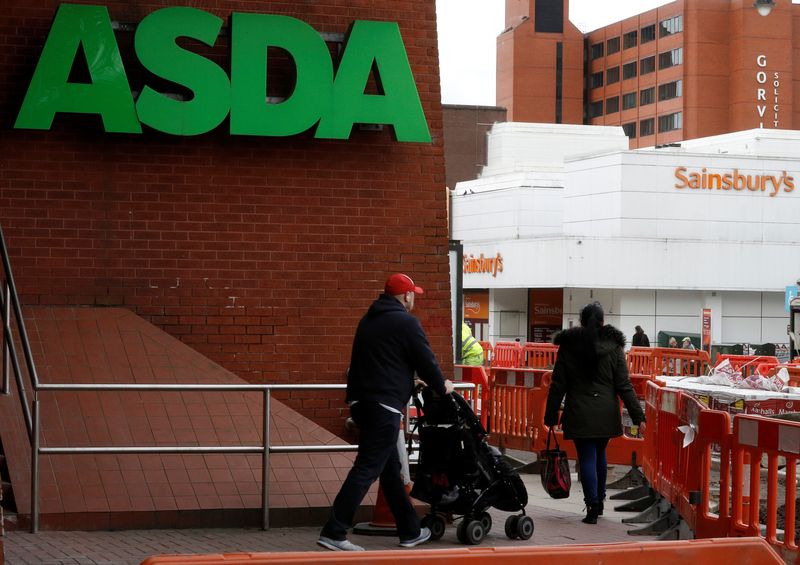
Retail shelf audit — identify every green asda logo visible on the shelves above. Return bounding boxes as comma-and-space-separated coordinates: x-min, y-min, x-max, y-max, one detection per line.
14, 4, 431, 142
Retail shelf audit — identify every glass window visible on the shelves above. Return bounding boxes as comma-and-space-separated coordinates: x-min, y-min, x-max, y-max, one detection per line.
589, 100, 604, 118
640, 87, 655, 106
659, 47, 683, 70
640, 56, 656, 75
622, 122, 636, 139
591, 42, 604, 59
607, 37, 620, 55
606, 96, 619, 114
640, 118, 654, 137
622, 61, 637, 79
622, 92, 637, 110
623, 30, 637, 49
659, 15, 683, 37
641, 24, 656, 43
658, 111, 682, 132
606, 66, 620, 84
590, 71, 604, 88
658, 80, 683, 101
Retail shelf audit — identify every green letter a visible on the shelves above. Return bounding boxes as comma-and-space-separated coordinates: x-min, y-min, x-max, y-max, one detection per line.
14, 3, 140, 133
315, 21, 430, 143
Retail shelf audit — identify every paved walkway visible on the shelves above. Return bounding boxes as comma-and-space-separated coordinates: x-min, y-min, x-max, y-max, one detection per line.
3, 466, 655, 564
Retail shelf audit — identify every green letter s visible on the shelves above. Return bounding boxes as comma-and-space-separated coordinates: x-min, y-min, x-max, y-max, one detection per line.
14, 3, 140, 133
135, 7, 230, 136
315, 21, 430, 143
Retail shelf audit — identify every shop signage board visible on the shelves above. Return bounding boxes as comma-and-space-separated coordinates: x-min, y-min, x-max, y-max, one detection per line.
14, 4, 431, 142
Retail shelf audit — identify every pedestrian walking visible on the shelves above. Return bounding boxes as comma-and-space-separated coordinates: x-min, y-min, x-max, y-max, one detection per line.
317, 273, 454, 551
543, 302, 645, 524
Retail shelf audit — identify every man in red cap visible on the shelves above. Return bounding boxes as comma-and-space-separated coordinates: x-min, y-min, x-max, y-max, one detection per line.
318, 273, 454, 551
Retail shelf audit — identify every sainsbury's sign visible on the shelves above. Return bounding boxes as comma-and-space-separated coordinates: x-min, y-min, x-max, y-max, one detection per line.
14, 4, 430, 142
674, 167, 794, 197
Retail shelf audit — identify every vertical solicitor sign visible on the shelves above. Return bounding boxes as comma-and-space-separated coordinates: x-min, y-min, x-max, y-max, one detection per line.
14, 4, 431, 142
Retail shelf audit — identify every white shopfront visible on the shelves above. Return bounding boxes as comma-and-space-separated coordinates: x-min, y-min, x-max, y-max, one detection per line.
452, 124, 800, 355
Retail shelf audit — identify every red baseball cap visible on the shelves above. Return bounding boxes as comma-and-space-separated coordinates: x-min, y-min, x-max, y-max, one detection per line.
384, 273, 424, 295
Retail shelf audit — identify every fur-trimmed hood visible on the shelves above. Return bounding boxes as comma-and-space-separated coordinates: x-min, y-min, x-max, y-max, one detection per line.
553, 324, 626, 355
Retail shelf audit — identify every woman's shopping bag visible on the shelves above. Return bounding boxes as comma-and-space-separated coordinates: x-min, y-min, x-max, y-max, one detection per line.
539, 428, 571, 499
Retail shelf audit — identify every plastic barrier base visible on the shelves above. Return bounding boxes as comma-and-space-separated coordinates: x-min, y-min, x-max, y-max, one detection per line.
140, 538, 784, 564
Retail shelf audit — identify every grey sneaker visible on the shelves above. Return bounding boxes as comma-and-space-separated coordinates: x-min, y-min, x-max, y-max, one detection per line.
398, 527, 432, 548
317, 536, 365, 551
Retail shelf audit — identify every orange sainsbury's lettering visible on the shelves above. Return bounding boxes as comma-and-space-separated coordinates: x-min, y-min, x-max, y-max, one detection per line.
673, 167, 794, 197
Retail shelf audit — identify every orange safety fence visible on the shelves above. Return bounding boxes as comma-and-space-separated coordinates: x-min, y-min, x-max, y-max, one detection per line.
640, 381, 800, 561
715, 354, 780, 377
140, 538, 784, 564
522, 342, 558, 369
628, 347, 711, 377
490, 341, 522, 369
453, 364, 491, 430
731, 415, 800, 561
478, 341, 493, 367
756, 363, 800, 387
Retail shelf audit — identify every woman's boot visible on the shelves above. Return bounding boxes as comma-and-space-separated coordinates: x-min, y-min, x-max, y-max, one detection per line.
597, 499, 604, 516
582, 502, 600, 524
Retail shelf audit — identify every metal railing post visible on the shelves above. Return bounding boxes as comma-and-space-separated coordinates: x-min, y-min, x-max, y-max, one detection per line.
31, 396, 40, 533
2, 283, 9, 395
262, 389, 270, 530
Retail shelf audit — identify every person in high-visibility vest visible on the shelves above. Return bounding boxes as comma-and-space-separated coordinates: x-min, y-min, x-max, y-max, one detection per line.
461, 322, 484, 366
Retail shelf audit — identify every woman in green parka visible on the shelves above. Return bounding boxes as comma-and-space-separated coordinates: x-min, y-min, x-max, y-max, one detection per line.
544, 302, 645, 524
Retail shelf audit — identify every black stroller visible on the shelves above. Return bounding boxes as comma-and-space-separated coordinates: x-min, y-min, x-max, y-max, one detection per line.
408, 387, 533, 545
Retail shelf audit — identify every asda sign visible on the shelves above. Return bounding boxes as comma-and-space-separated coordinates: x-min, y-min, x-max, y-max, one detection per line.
14, 4, 431, 142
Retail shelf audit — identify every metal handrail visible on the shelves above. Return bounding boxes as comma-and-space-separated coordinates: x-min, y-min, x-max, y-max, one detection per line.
30, 381, 475, 533
1, 224, 474, 535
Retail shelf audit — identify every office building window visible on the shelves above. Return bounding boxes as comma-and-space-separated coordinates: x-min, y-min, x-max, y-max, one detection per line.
640, 87, 655, 106
606, 66, 620, 84
606, 96, 620, 114
622, 122, 636, 139
659, 47, 683, 69
658, 111, 682, 132
589, 100, 604, 118
658, 79, 683, 101
640, 56, 656, 75
590, 71, 604, 88
556, 42, 563, 123
623, 30, 637, 49
622, 92, 637, 110
591, 42, 604, 59
607, 37, 620, 54
535, 0, 564, 33
622, 61, 637, 79
659, 15, 683, 37
641, 24, 656, 43
640, 118, 655, 137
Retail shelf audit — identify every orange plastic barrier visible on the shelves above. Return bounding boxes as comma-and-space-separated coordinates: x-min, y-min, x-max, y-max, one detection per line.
731, 415, 800, 559
454, 364, 490, 429
478, 341, 493, 367
715, 354, 779, 377
522, 342, 558, 369
140, 538, 784, 564
490, 341, 522, 369
628, 347, 710, 377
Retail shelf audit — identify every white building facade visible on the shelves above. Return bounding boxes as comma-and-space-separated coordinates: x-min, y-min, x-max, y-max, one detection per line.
452, 124, 800, 353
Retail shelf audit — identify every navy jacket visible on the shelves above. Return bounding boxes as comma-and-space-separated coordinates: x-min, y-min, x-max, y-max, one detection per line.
346, 294, 447, 411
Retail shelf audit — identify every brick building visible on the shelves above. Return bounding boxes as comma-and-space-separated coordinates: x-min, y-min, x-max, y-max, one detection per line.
497, 0, 799, 148
0, 0, 451, 529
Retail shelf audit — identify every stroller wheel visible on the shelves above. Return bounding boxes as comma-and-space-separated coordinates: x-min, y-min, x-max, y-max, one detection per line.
423, 513, 446, 540
504, 515, 519, 539
460, 520, 485, 545
516, 515, 534, 540
479, 511, 492, 534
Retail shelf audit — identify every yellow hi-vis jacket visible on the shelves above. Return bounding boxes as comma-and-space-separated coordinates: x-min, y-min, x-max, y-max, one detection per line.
461, 322, 484, 366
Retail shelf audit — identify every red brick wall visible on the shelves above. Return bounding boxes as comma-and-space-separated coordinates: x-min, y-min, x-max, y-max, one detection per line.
0, 0, 452, 435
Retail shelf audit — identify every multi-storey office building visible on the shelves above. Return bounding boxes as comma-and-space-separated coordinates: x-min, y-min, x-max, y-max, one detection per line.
497, 0, 799, 148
